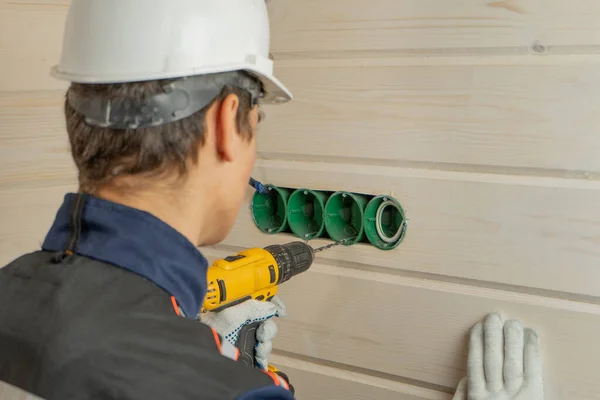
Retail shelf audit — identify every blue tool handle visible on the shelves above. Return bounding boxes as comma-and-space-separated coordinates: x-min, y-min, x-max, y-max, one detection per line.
249, 177, 268, 194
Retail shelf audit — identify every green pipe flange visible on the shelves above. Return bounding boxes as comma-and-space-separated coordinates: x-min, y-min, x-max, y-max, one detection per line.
251, 185, 290, 234
324, 191, 368, 245
287, 189, 330, 240
364, 195, 406, 250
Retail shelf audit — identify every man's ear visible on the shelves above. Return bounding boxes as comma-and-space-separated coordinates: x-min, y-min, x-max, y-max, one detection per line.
215, 93, 240, 162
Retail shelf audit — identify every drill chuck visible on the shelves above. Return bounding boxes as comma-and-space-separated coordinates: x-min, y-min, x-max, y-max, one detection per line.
263, 242, 314, 284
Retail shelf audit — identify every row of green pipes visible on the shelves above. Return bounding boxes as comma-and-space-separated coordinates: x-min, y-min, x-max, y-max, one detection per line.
250, 185, 407, 250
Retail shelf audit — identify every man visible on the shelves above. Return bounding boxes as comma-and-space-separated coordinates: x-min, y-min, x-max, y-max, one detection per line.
0, 0, 294, 399
0, 1, 545, 399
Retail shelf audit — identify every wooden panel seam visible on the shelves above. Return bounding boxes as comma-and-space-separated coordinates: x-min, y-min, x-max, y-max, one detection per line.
270, 353, 452, 400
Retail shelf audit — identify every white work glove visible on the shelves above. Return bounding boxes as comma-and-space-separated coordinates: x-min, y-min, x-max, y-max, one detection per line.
200, 295, 287, 370
453, 313, 543, 400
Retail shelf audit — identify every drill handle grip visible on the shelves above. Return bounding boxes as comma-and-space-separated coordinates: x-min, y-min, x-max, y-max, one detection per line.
235, 321, 260, 368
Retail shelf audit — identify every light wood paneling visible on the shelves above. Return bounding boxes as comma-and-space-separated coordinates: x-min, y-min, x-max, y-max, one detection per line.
271, 0, 600, 55
269, 0, 533, 54
257, 63, 600, 172
270, 354, 451, 400
4, 0, 600, 91
223, 159, 600, 297
202, 247, 600, 400
0, 0, 68, 92
3, 1, 600, 399
5, 57, 600, 190
0, 91, 74, 190
539, 0, 600, 47
0, 184, 74, 266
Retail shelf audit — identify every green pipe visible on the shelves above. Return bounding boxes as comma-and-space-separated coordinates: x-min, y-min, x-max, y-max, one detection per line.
251, 184, 290, 234
364, 195, 406, 250
324, 191, 368, 245
287, 189, 330, 240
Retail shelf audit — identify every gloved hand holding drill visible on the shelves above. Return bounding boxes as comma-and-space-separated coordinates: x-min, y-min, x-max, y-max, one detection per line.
197, 241, 318, 395
201, 295, 287, 370
201, 296, 294, 394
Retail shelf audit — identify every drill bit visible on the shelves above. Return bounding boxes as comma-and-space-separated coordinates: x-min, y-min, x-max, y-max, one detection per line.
313, 242, 340, 253
313, 238, 353, 253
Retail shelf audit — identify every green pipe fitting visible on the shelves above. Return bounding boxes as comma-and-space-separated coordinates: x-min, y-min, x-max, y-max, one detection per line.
364, 195, 406, 250
251, 184, 290, 234
287, 189, 330, 240
324, 191, 368, 245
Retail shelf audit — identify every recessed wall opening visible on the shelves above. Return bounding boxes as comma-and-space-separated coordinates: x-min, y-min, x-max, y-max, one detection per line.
287, 189, 329, 240
364, 196, 406, 250
324, 192, 367, 246
251, 185, 289, 234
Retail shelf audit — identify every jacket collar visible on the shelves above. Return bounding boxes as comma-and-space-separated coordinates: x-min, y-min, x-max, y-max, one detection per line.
42, 193, 208, 318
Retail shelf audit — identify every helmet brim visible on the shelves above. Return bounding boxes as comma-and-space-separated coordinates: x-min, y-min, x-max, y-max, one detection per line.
50, 62, 293, 105
243, 67, 292, 105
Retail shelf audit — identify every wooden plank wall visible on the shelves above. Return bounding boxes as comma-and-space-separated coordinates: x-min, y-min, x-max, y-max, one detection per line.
2, 1, 600, 399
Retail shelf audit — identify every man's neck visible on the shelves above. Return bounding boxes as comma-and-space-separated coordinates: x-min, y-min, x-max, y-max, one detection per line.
94, 184, 204, 247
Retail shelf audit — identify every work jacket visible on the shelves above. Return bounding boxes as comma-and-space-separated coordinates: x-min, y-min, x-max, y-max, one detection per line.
0, 193, 294, 400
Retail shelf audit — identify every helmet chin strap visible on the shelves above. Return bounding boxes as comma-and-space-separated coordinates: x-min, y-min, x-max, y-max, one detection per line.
67, 71, 264, 130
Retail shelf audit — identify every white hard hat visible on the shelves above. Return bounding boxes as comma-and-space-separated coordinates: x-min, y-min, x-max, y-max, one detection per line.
51, 0, 292, 104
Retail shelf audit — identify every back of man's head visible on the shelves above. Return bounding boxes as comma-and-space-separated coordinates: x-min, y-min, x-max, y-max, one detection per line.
50, 0, 293, 245
64, 72, 259, 194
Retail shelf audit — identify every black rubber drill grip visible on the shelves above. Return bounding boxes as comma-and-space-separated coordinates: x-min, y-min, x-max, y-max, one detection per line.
236, 321, 260, 368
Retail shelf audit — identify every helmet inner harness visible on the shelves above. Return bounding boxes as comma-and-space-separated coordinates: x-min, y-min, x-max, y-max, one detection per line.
67, 71, 265, 130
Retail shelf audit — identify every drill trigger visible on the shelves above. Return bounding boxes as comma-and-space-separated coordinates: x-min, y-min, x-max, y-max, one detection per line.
268, 265, 276, 283
217, 279, 227, 302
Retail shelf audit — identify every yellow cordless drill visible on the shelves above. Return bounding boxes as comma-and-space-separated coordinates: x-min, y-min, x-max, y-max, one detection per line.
201, 240, 341, 389
201, 242, 318, 313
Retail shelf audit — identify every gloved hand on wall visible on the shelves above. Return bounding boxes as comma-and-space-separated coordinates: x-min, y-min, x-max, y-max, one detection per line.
452, 313, 544, 400
200, 295, 287, 370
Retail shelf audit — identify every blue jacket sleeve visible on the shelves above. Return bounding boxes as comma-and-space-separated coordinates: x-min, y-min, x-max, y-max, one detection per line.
236, 385, 295, 400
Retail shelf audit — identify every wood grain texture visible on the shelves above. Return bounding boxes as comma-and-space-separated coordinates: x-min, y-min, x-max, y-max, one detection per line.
270, 0, 600, 57
539, 0, 600, 47
270, 354, 451, 400
257, 63, 600, 172
4, 0, 600, 91
225, 160, 600, 297
202, 247, 600, 400
269, 0, 600, 55
0, 0, 69, 92
0, 91, 75, 190
2, 2, 600, 398
0, 184, 74, 266
5, 57, 600, 187
269, 0, 532, 55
